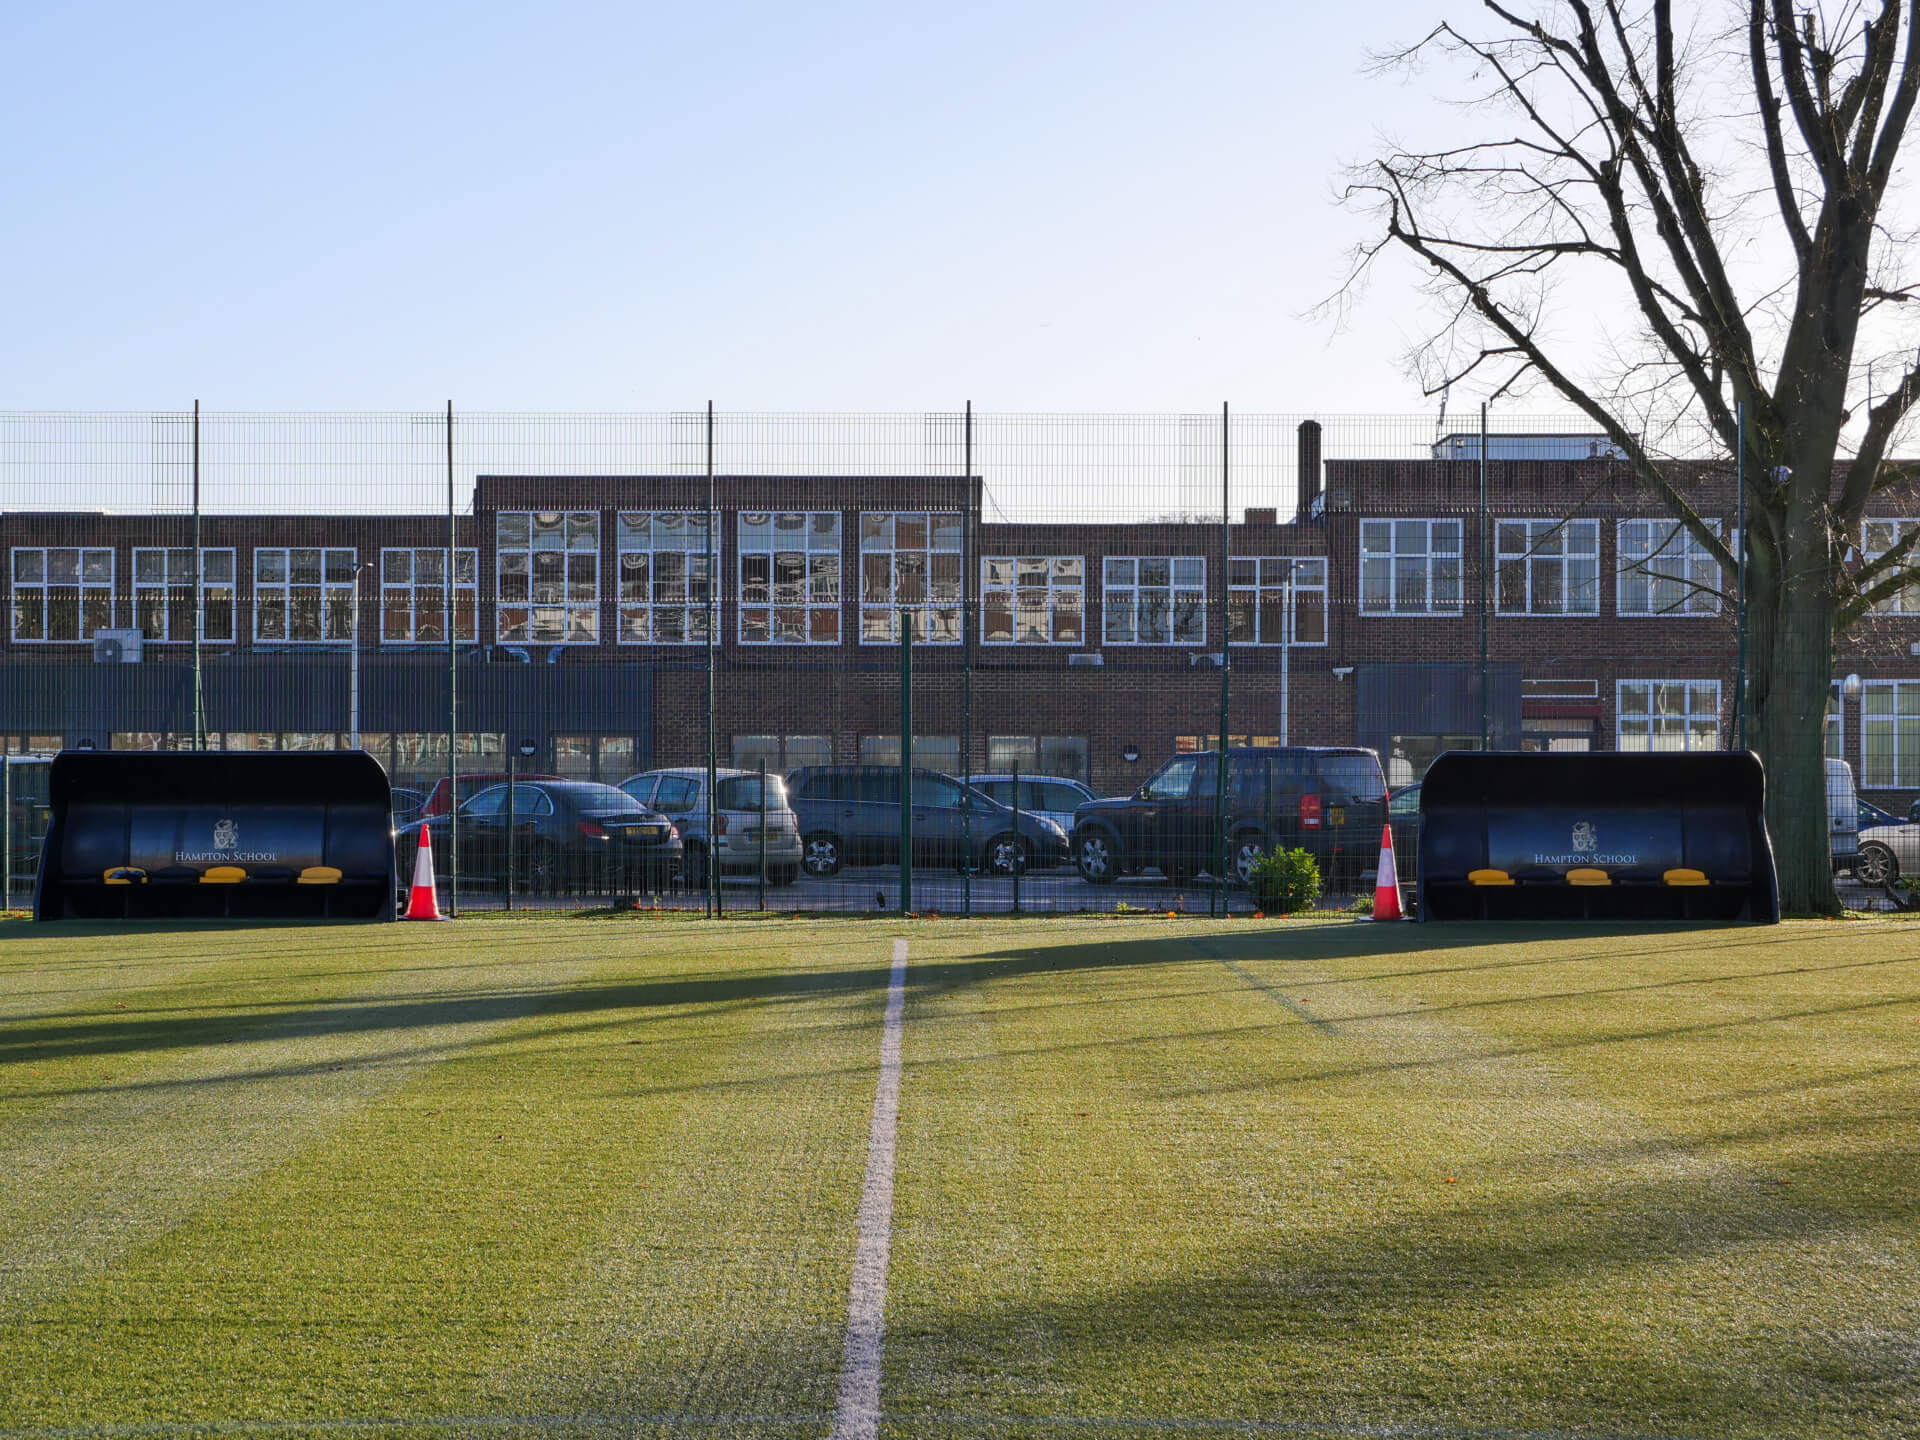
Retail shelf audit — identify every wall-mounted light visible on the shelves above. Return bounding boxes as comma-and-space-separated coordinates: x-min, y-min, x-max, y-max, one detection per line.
1332, 666, 1354, 679
1843, 673, 1863, 700
1122, 745, 1140, 764
519, 738, 537, 759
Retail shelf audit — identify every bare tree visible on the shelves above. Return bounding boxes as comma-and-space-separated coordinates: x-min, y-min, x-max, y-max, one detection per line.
1343, 0, 1920, 912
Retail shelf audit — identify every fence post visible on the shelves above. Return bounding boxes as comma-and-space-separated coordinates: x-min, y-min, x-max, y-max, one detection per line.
899, 608, 913, 915
1735, 401, 1748, 750
705, 401, 720, 918
192, 399, 206, 749
1010, 766, 1021, 915
3, 758, 11, 911
1214, 401, 1232, 917
962, 401, 974, 919
758, 760, 767, 911
1478, 401, 1490, 753
446, 400, 459, 917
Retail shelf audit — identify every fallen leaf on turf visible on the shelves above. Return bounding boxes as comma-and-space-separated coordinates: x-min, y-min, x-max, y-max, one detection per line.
1444, 1177, 1457, 1183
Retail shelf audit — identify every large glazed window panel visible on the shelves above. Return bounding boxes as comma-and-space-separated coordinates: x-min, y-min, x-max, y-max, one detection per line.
860, 512, 962, 644
1617, 520, 1723, 615
254, 548, 356, 644
1228, 556, 1327, 644
380, 548, 477, 644
1358, 520, 1463, 615
1495, 519, 1599, 615
12, 548, 114, 643
740, 512, 841, 644
1102, 556, 1206, 645
981, 556, 1084, 644
617, 512, 714, 644
1861, 682, 1920, 787
1860, 519, 1920, 615
1617, 680, 1722, 751
496, 511, 600, 645
132, 548, 237, 643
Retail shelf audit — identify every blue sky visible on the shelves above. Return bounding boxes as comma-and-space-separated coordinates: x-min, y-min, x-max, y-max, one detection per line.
2, 1, 1461, 412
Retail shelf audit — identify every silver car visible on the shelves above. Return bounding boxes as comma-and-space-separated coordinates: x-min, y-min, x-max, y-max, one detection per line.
966, 774, 1099, 840
618, 767, 802, 886
1855, 821, 1920, 886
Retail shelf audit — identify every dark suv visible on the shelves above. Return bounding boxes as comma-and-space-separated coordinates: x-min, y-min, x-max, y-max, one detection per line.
1070, 747, 1388, 888
787, 765, 1071, 877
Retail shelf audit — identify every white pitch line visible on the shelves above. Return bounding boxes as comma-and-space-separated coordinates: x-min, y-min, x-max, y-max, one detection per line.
829, 937, 909, 1440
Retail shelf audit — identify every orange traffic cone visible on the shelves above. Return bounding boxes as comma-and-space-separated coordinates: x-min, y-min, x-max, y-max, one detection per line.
402, 825, 446, 920
1372, 823, 1403, 921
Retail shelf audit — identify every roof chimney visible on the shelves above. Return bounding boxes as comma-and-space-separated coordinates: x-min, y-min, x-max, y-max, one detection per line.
1296, 419, 1323, 517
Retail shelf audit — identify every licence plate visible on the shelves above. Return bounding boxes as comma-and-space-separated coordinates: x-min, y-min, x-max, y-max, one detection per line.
625, 825, 663, 840
1329, 807, 1346, 827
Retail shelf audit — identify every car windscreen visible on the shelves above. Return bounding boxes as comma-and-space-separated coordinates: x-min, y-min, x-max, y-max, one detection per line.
1317, 756, 1387, 805
555, 783, 652, 815
716, 775, 789, 810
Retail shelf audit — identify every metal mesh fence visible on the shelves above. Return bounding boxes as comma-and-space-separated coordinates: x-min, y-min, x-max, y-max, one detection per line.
1, 406, 1900, 916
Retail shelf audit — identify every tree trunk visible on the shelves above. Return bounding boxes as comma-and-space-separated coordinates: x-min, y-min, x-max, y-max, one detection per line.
1747, 557, 1842, 915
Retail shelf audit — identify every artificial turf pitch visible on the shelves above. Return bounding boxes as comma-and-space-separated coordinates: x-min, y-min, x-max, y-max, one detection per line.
1, 915, 1916, 1439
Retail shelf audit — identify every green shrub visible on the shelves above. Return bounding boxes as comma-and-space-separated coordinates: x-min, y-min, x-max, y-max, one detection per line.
1247, 846, 1321, 915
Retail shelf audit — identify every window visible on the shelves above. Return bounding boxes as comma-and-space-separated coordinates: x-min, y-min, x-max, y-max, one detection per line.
860, 512, 962, 644
380, 548, 477, 644
1860, 520, 1920, 614
1617, 520, 1723, 615
1174, 734, 1281, 752
1617, 680, 1722, 751
733, 734, 833, 773
497, 511, 599, 644
859, 735, 961, 772
1495, 520, 1599, 615
12, 548, 113, 642
1144, 756, 1200, 799
254, 548, 356, 643
132, 548, 236, 643
739, 512, 841, 644
1228, 557, 1327, 644
981, 556, 1084, 644
1385, 734, 1482, 788
987, 735, 1090, 783
1862, 682, 1920, 787
1103, 557, 1206, 644
1359, 520, 1463, 615
617, 512, 713, 644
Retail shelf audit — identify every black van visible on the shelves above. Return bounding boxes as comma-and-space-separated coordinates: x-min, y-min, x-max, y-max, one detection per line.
786, 765, 1071, 877
1069, 746, 1388, 888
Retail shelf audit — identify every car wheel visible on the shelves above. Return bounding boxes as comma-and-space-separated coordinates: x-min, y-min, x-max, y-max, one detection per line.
1076, 830, 1119, 885
526, 840, 560, 895
1857, 841, 1899, 886
803, 832, 842, 878
987, 833, 1028, 875
1232, 833, 1266, 887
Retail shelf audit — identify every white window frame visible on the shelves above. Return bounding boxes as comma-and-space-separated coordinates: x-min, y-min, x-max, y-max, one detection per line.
495, 511, 600, 645
858, 512, 963, 645
1495, 518, 1600, 616
1359, 519, 1464, 615
1859, 519, 1920, 615
132, 547, 237, 643
981, 555, 1085, 645
11, 547, 115, 644
738, 511, 842, 645
1228, 556, 1328, 645
616, 512, 714, 646
379, 547, 478, 645
1616, 519, 1724, 616
1616, 679, 1723, 752
1860, 680, 1920, 788
1102, 556, 1207, 645
253, 548, 357, 645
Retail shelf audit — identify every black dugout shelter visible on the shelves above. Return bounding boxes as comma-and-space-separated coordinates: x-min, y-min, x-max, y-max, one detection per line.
1416, 750, 1778, 923
35, 750, 394, 922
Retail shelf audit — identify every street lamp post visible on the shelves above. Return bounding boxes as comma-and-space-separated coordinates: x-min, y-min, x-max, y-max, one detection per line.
349, 562, 373, 750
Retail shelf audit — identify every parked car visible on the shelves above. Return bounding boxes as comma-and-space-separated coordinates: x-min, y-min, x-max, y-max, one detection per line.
966, 774, 1100, 836
1826, 758, 1860, 875
618, 767, 802, 886
418, 771, 563, 819
1387, 782, 1422, 887
1070, 746, 1389, 889
1859, 797, 1903, 830
396, 780, 682, 893
786, 765, 1070, 877
390, 786, 429, 825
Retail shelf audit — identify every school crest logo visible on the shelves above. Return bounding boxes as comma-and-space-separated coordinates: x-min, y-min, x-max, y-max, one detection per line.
1571, 821, 1597, 853
213, 818, 239, 851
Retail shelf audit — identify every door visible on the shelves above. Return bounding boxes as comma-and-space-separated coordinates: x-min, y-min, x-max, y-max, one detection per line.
851, 771, 902, 865
909, 771, 967, 866
455, 784, 509, 880
1134, 755, 1200, 874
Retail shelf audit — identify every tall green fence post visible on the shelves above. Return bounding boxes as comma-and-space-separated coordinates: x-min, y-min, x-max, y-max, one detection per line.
900, 608, 913, 915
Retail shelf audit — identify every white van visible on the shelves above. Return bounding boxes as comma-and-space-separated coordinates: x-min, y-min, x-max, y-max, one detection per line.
1827, 757, 1860, 875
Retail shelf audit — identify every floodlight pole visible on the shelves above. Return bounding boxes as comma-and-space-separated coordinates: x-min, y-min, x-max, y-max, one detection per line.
1214, 402, 1231, 917
962, 401, 974, 920
192, 399, 206, 750
1735, 402, 1748, 751
1478, 402, 1490, 752
446, 400, 458, 918
705, 401, 720, 918
899, 608, 913, 916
